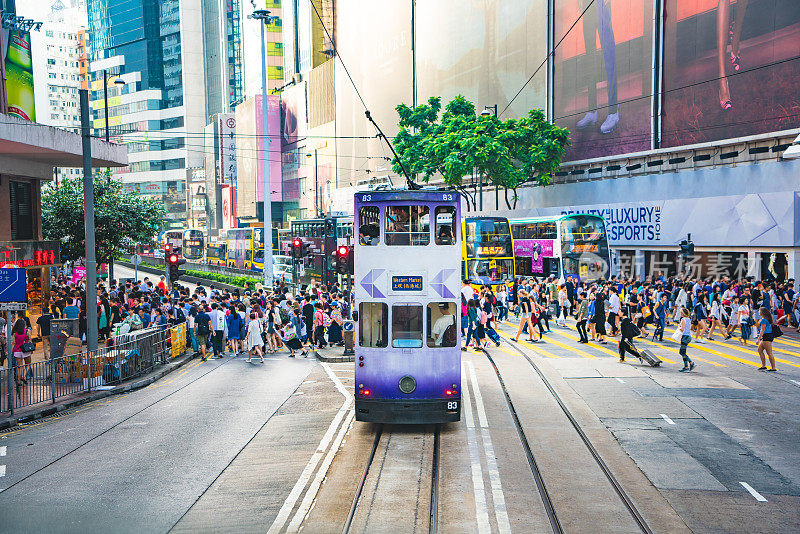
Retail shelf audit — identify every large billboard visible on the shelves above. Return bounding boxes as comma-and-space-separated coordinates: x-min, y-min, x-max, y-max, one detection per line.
3, 27, 35, 121
662, 0, 800, 147
256, 94, 282, 202
554, 0, 653, 162
416, 0, 547, 119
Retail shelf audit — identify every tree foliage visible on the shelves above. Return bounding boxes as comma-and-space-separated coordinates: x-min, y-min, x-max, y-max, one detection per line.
42, 176, 167, 263
392, 95, 571, 209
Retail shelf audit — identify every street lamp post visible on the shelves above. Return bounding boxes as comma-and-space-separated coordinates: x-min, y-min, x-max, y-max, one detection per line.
249, 8, 279, 288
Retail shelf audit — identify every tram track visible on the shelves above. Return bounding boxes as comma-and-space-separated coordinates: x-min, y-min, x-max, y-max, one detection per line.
482, 342, 654, 534
343, 424, 441, 534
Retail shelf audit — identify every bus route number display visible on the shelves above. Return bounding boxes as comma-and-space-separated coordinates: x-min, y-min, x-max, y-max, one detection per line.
392, 276, 423, 291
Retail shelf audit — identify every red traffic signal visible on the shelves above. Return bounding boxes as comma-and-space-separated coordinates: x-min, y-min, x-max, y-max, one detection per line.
292, 238, 304, 259
337, 245, 348, 257
168, 254, 179, 264
164, 243, 171, 252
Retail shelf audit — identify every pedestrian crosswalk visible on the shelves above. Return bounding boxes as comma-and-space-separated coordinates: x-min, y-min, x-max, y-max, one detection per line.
489, 316, 800, 372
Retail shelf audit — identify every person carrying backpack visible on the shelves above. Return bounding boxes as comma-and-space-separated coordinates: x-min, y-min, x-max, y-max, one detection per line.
195, 305, 212, 361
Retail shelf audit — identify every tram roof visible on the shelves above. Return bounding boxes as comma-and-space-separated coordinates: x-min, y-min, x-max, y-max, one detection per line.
355, 188, 459, 202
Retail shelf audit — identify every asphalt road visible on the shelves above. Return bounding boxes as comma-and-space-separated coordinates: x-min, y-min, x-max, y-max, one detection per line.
0, 353, 314, 534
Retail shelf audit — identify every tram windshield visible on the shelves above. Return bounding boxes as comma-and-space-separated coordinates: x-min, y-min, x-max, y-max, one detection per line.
385, 206, 430, 246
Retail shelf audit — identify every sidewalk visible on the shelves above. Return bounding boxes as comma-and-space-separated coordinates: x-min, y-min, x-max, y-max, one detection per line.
0, 350, 196, 431
312, 344, 354, 363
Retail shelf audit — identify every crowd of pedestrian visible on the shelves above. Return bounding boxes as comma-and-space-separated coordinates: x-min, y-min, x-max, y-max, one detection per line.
462, 274, 799, 374
1, 272, 352, 373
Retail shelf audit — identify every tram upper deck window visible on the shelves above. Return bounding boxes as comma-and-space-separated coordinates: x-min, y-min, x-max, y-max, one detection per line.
359, 206, 380, 246
359, 302, 388, 347
427, 302, 457, 347
435, 206, 456, 245
385, 206, 430, 246
392, 304, 423, 348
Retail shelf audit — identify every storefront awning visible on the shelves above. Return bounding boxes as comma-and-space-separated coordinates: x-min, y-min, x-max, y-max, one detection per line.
0, 113, 127, 179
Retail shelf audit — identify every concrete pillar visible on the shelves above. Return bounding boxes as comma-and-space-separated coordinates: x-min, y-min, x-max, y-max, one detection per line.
634, 250, 646, 281
789, 248, 799, 291
747, 251, 760, 279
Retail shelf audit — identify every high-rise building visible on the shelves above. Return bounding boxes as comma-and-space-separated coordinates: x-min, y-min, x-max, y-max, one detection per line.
29, 0, 87, 183
86, 0, 246, 227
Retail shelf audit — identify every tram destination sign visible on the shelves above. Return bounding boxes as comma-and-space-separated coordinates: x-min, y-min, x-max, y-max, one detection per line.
392, 276, 423, 291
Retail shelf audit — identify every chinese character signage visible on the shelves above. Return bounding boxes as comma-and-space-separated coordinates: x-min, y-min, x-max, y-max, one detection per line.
219, 113, 237, 187
0, 241, 60, 268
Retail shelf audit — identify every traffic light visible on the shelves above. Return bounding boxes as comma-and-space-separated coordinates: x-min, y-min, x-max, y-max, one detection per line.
292, 238, 303, 260
679, 233, 695, 258
335, 245, 353, 275
336, 245, 348, 274
164, 243, 171, 254
167, 253, 187, 282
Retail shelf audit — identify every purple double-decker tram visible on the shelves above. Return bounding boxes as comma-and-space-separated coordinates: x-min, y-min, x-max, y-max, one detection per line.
353, 189, 462, 424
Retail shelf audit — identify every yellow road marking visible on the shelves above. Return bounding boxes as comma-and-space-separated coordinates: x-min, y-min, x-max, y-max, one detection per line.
659, 338, 766, 368
704, 336, 800, 360
636, 337, 726, 367
496, 329, 560, 357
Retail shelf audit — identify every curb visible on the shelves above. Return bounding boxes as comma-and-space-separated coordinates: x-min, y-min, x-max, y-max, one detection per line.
312, 350, 355, 363
0, 352, 196, 432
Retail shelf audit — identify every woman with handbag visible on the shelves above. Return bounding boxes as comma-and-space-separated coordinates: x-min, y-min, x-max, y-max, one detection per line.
738, 296, 753, 346
12, 317, 35, 385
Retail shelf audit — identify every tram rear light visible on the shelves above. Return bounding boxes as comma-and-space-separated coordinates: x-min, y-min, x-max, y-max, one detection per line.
363, 389, 371, 396
446, 390, 453, 396
358, 362, 364, 367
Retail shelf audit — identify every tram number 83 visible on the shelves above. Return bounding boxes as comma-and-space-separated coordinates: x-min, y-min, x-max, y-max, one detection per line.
447, 401, 459, 411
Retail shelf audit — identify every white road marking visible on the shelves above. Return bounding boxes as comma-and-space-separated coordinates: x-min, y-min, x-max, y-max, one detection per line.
467, 361, 488, 428
790, 380, 800, 387
268, 362, 352, 534
302, 380, 318, 384
292, 391, 305, 396
659, 414, 676, 425
467, 361, 512, 534
616, 378, 625, 383
740, 481, 768, 502
0, 446, 6, 457
0, 465, 5, 477
462, 363, 491, 534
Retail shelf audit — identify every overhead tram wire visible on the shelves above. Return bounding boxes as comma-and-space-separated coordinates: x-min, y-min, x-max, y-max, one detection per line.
500, 0, 596, 117
307, 0, 420, 190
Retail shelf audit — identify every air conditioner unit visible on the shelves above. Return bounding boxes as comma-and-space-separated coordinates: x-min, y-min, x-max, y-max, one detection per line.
292, 73, 302, 84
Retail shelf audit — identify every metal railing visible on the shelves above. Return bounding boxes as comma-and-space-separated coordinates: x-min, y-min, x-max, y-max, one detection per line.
2, 326, 181, 415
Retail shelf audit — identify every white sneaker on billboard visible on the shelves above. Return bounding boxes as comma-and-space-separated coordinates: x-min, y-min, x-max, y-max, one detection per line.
576, 111, 598, 130
600, 112, 620, 134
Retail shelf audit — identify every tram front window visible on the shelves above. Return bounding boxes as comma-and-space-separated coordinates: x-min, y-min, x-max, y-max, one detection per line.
435, 206, 456, 245
359, 206, 380, 246
359, 302, 388, 347
427, 302, 457, 347
391, 304, 423, 348
467, 258, 514, 282
385, 206, 430, 246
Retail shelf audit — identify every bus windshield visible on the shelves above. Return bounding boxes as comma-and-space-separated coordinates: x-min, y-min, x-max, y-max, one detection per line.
465, 219, 512, 257
466, 258, 514, 283
561, 216, 604, 243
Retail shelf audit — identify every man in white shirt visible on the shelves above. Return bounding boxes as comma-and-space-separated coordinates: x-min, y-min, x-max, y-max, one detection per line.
208, 303, 226, 358
608, 286, 622, 336
432, 304, 456, 346
461, 280, 475, 303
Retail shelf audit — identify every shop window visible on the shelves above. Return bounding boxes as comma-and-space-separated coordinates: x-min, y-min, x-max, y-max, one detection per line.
9, 181, 33, 240
359, 302, 388, 347
435, 206, 456, 245
385, 206, 430, 246
358, 206, 380, 246
392, 304, 423, 348
427, 302, 457, 347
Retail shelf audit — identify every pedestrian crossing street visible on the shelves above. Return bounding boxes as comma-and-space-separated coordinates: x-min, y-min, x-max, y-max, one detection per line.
490, 316, 800, 374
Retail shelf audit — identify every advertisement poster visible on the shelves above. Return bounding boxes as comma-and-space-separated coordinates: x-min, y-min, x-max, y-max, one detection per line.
256, 94, 282, 201
662, 0, 800, 147
4, 28, 35, 121
514, 239, 554, 274
71, 266, 86, 284
554, 0, 653, 161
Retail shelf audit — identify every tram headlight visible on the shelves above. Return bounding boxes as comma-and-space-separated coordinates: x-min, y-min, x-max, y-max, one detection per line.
399, 375, 417, 394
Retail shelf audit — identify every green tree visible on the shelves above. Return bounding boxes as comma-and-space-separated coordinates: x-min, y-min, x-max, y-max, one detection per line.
42, 176, 166, 277
392, 95, 570, 209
